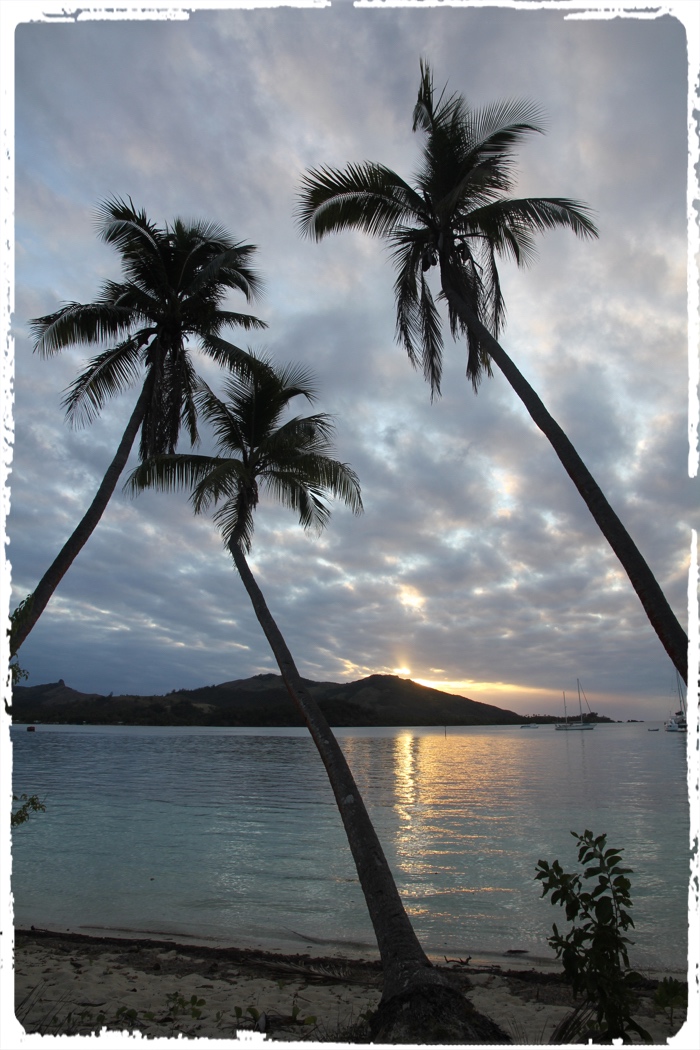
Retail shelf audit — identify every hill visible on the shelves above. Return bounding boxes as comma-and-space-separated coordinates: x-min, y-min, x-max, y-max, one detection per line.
11, 673, 524, 727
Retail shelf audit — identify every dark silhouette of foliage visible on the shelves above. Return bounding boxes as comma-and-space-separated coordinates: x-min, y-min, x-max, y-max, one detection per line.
536, 830, 652, 1043
11, 199, 265, 658
128, 358, 508, 1042
298, 60, 687, 682
11, 794, 46, 828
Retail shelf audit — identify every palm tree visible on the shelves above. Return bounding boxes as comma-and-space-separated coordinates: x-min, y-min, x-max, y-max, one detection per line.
126, 362, 509, 1043
297, 61, 688, 684
10, 197, 266, 657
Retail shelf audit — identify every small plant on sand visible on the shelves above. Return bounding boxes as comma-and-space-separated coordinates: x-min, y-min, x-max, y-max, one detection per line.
290, 1002, 317, 1026
142, 991, 207, 1032
18, 987, 206, 1037
231, 1001, 317, 1034
653, 977, 687, 1026
535, 829, 652, 1043
114, 1006, 139, 1026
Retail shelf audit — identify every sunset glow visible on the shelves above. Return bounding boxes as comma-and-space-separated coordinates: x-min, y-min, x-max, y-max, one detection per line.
412, 678, 585, 717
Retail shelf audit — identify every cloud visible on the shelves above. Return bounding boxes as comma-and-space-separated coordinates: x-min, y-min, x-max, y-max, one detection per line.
5, 4, 695, 722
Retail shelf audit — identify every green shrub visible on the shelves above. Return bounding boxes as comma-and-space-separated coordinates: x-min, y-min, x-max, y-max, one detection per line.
11, 794, 46, 828
653, 977, 687, 1026
535, 829, 651, 1043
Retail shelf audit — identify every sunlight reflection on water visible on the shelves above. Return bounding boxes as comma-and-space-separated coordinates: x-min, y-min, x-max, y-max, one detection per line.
11, 723, 689, 971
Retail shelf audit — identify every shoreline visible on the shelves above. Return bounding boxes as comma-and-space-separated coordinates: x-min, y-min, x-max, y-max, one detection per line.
13, 919, 686, 979
11, 926, 690, 1043
13, 921, 568, 974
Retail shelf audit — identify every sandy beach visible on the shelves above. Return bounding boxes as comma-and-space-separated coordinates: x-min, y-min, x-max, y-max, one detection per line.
9, 928, 690, 1044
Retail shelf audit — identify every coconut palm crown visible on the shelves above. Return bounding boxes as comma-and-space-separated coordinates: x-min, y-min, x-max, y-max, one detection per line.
297, 61, 688, 682
126, 360, 363, 547
11, 199, 266, 658
32, 196, 267, 458
298, 60, 597, 396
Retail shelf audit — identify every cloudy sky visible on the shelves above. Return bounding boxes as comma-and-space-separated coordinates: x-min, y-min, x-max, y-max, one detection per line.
2, 0, 697, 720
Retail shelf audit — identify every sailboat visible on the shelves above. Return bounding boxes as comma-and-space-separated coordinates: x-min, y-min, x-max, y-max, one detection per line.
665, 671, 687, 733
555, 680, 596, 731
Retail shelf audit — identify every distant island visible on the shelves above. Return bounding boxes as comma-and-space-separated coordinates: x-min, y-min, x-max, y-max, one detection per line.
12, 673, 524, 727
11, 673, 615, 727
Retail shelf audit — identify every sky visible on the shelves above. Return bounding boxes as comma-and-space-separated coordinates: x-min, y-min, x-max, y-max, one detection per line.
1, 0, 698, 722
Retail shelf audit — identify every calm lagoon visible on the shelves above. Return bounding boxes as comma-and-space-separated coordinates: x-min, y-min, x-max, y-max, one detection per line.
11, 722, 689, 973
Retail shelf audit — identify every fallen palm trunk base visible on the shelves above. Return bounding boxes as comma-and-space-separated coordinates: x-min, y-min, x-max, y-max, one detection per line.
369, 980, 510, 1042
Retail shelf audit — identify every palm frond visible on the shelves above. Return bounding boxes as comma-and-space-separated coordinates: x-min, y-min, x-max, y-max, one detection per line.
185, 243, 264, 301
263, 472, 331, 532
391, 232, 435, 369
214, 486, 257, 552
97, 279, 161, 322
204, 310, 268, 333
130, 355, 362, 553
389, 230, 445, 394
412, 58, 435, 133
442, 254, 495, 391
198, 336, 265, 379
32, 200, 265, 459
124, 452, 223, 498
181, 380, 199, 449
418, 271, 444, 397
482, 242, 507, 340
412, 58, 466, 135
259, 414, 337, 468
192, 378, 249, 454
191, 458, 249, 517
460, 243, 503, 384
466, 99, 546, 153
96, 196, 162, 255
269, 361, 319, 403
311, 457, 363, 515
30, 303, 135, 356
171, 216, 232, 249
459, 216, 538, 269
159, 344, 200, 451
263, 456, 362, 529
466, 197, 599, 242
96, 198, 168, 294
297, 163, 427, 240
61, 336, 146, 426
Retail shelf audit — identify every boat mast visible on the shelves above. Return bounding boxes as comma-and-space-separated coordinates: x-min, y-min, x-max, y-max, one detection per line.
563, 690, 568, 725
675, 670, 686, 718
577, 679, 584, 724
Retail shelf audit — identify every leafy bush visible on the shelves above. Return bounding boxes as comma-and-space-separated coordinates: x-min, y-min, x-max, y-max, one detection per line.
653, 977, 687, 1026
535, 829, 651, 1043
11, 794, 46, 828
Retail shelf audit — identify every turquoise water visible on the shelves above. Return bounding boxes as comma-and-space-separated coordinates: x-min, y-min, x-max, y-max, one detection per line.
10, 723, 689, 972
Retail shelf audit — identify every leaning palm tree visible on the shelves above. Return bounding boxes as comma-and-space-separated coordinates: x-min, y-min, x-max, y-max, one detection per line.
126, 361, 509, 1043
10, 197, 266, 657
297, 61, 688, 684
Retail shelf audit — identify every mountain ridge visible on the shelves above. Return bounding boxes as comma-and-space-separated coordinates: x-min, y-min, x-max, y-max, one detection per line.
12, 673, 526, 726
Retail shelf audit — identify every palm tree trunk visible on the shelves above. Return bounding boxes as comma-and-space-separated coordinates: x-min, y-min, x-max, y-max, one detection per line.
440, 270, 688, 684
228, 539, 509, 1042
228, 541, 434, 989
11, 379, 152, 656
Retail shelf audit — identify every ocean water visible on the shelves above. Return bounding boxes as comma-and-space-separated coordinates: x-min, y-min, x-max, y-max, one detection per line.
10, 722, 690, 973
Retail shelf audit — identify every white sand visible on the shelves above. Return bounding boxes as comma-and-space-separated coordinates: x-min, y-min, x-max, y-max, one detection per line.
9, 930, 690, 1045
